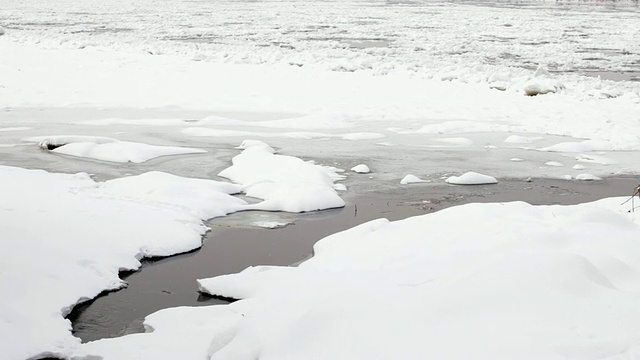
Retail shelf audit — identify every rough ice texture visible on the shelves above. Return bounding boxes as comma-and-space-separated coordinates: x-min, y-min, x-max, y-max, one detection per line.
218, 144, 345, 212
351, 164, 371, 174
25, 135, 206, 163
400, 174, 425, 185
76, 198, 640, 360
445, 171, 498, 185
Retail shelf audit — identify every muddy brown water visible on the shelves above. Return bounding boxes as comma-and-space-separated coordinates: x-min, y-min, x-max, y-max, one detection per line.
68, 176, 640, 343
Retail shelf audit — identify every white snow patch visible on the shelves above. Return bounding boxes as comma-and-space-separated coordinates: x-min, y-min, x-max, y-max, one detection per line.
251, 221, 291, 229
575, 154, 617, 165
541, 140, 613, 153
24, 135, 206, 163
236, 139, 276, 153
218, 145, 345, 212
510, 158, 525, 162
573, 164, 587, 170
400, 174, 426, 185
504, 135, 541, 144
446, 171, 498, 185
351, 164, 371, 174
575, 173, 603, 181
544, 161, 564, 167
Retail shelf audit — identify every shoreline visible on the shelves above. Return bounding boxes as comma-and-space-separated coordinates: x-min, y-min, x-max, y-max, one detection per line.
69, 175, 639, 343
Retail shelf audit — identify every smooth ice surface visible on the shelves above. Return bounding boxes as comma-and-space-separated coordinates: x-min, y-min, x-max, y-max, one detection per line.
76, 198, 640, 360
445, 171, 498, 185
24, 135, 206, 163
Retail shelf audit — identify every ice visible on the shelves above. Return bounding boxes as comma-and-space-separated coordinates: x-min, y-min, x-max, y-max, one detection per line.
351, 164, 371, 174
24, 135, 206, 163
251, 221, 292, 229
218, 144, 345, 213
541, 140, 614, 153
0, 126, 31, 131
446, 171, 498, 185
573, 164, 587, 170
400, 174, 426, 185
77, 199, 640, 360
504, 135, 541, 144
576, 173, 603, 181
434, 137, 474, 146
182, 127, 385, 141
544, 161, 564, 167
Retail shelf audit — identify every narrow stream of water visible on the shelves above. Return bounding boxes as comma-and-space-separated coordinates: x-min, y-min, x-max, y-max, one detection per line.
68, 176, 640, 343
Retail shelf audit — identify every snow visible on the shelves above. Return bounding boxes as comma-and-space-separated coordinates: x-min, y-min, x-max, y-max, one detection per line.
446, 171, 498, 185
504, 135, 540, 144
400, 174, 426, 185
573, 164, 587, 170
510, 158, 525, 162
251, 221, 292, 229
523, 78, 561, 96
351, 164, 371, 174
0, 126, 31, 131
24, 135, 206, 163
544, 161, 564, 167
0, 166, 243, 360
218, 144, 346, 212
75, 198, 640, 360
576, 173, 603, 181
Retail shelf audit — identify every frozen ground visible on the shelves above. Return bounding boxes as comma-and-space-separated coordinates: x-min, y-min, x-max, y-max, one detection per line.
1, 0, 640, 359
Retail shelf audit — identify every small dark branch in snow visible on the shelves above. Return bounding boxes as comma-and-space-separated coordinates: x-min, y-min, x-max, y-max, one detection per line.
621, 184, 640, 212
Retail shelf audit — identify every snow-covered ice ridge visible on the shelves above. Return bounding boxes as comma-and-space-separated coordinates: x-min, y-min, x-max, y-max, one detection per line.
74, 198, 640, 359
1, 0, 639, 97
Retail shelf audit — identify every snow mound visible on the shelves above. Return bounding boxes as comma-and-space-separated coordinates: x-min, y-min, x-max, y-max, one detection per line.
351, 164, 371, 174
400, 174, 425, 184
236, 139, 276, 153
523, 66, 563, 96
0, 126, 31, 132
251, 221, 291, 229
446, 171, 498, 185
544, 161, 563, 167
80, 199, 640, 360
25, 135, 206, 163
576, 173, 603, 181
218, 145, 345, 212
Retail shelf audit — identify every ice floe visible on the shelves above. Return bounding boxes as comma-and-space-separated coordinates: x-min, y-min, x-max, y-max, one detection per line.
218, 144, 345, 212
24, 135, 206, 163
446, 171, 498, 185
400, 174, 426, 185
351, 164, 371, 174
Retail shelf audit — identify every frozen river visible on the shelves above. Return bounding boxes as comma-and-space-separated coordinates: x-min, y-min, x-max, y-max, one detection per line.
2, 1, 640, 360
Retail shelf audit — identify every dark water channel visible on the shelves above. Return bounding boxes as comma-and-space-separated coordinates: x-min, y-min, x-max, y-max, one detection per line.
69, 176, 640, 343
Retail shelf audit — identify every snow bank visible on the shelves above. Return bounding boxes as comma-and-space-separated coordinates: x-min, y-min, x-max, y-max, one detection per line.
24, 135, 206, 163
351, 164, 371, 174
0, 166, 248, 360
79, 198, 640, 360
446, 171, 498, 185
400, 174, 426, 184
218, 143, 345, 212
251, 221, 291, 229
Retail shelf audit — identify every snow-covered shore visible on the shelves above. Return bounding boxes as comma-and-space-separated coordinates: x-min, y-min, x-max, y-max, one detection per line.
1, 0, 640, 358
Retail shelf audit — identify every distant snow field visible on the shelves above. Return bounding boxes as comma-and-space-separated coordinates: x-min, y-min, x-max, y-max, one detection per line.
1, 0, 640, 359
